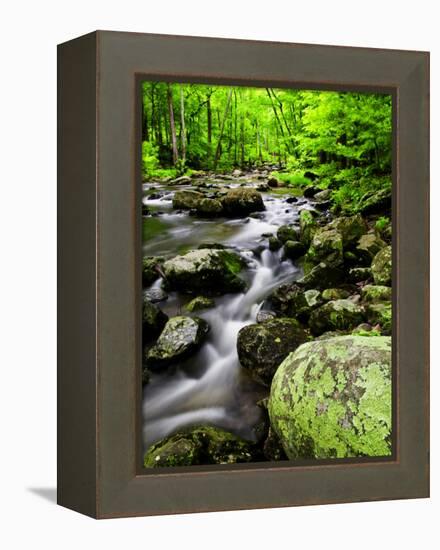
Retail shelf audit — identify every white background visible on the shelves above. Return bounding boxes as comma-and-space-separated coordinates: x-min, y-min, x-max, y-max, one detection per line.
1, 0, 437, 547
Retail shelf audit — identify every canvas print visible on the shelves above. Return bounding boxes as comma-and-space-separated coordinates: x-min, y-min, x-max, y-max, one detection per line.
140, 82, 392, 468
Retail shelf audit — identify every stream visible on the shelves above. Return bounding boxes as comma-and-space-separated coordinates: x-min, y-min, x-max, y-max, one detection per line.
141, 175, 314, 451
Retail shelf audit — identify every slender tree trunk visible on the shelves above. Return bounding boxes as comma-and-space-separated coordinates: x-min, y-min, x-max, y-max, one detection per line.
234, 90, 238, 166
240, 116, 245, 168
213, 87, 233, 170
207, 94, 212, 162
179, 85, 186, 163
167, 84, 179, 165
266, 88, 286, 141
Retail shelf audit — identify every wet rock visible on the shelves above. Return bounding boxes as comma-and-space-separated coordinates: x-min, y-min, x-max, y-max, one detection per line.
237, 318, 309, 386
305, 228, 344, 269
144, 287, 168, 303
146, 316, 209, 367
257, 183, 270, 192
172, 189, 204, 209
163, 249, 246, 295
283, 240, 306, 260
267, 176, 279, 188
169, 175, 192, 185
142, 299, 168, 340
303, 186, 320, 198
357, 187, 391, 216
371, 245, 392, 285
195, 197, 224, 216
269, 335, 392, 459
143, 425, 256, 467
355, 232, 386, 264
232, 169, 243, 177
309, 299, 365, 335
303, 171, 319, 182
313, 188, 332, 202
256, 310, 277, 323
268, 236, 282, 251
263, 427, 288, 461
322, 288, 350, 301
142, 204, 150, 216
185, 296, 215, 312
327, 214, 367, 247
142, 256, 165, 286
299, 209, 318, 246
221, 187, 265, 216
197, 242, 226, 250
277, 224, 300, 244
297, 262, 344, 290
361, 284, 392, 303
285, 196, 298, 204
349, 267, 372, 283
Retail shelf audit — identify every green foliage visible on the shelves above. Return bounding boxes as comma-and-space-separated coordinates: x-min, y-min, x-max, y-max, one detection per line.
271, 171, 312, 187
375, 216, 390, 232
141, 141, 159, 179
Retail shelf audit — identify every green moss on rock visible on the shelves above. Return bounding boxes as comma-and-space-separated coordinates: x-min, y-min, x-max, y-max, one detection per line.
371, 246, 392, 285
309, 299, 365, 335
268, 335, 392, 459
185, 296, 215, 312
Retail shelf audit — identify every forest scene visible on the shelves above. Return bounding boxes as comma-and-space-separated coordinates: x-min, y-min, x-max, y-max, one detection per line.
141, 82, 393, 468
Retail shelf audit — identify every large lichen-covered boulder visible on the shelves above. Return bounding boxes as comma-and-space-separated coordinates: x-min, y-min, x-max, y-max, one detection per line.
309, 299, 365, 335
268, 335, 392, 459
237, 318, 309, 386
365, 302, 392, 335
327, 214, 367, 247
221, 187, 265, 216
195, 197, 224, 216
371, 245, 392, 285
146, 316, 209, 367
356, 232, 386, 264
305, 228, 343, 269
163, 249, 246, 295
299, 209, 318, 246
172, 189, 204, 209
142, 256, 164, 286
142, 298, 168, 340
143, 425, 255, 467
361, 284, 392, 303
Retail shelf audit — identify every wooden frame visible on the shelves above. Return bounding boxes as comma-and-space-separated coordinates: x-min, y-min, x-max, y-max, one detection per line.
57, 30, 429, 519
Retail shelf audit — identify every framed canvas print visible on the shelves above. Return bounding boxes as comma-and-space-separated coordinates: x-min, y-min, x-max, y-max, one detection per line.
57, 31, 429, 518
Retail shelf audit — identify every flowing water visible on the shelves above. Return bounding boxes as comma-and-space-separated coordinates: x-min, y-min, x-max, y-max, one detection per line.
142, 177, 314, 451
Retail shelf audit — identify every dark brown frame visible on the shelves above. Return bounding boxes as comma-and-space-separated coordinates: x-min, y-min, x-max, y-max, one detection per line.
58, 30, 430, 519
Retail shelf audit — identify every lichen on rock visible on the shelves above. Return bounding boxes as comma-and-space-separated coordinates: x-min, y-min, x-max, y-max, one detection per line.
268, 335, 392, 459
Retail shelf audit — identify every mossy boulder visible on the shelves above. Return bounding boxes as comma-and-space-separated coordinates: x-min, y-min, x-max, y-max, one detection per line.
185, 296, 215, 312
270, 283, 322, 319
268, 236, 282, 251
357, 187, 391, 216
305, 228, 344, 269
349, 267, 372, 283
277, 224, 300, 244
299, 209, 318, 246
297, 262, 344, 290
356, 232, 386, 264
309, 299, 365, 335
283, 240, 306, 260
163, 249, 246, 295
143, 425, 255, 467
371, 246, 392, 285
237, 318, 309, 386
142, 299, 168, 340
313, 188, 332, 202
268, 335, 392, 459
365, 302, 392, 334
326, 214, 367, 247
361, 285, 392, 303
322, 288, 350, 301
142, 256, 164, 286
172, 189, 204, 209
195, 198, 224, 216
146, 316, 209, 367
221, 187, 265, 216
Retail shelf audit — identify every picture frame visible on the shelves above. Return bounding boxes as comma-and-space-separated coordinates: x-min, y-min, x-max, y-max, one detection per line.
57, 30, 429, 519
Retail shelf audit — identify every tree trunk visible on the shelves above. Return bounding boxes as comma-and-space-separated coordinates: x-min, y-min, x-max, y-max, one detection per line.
213, 87, 233, 170
167, 84, 179, 165
207, 94, 212, 161
180, 85, 186, 163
